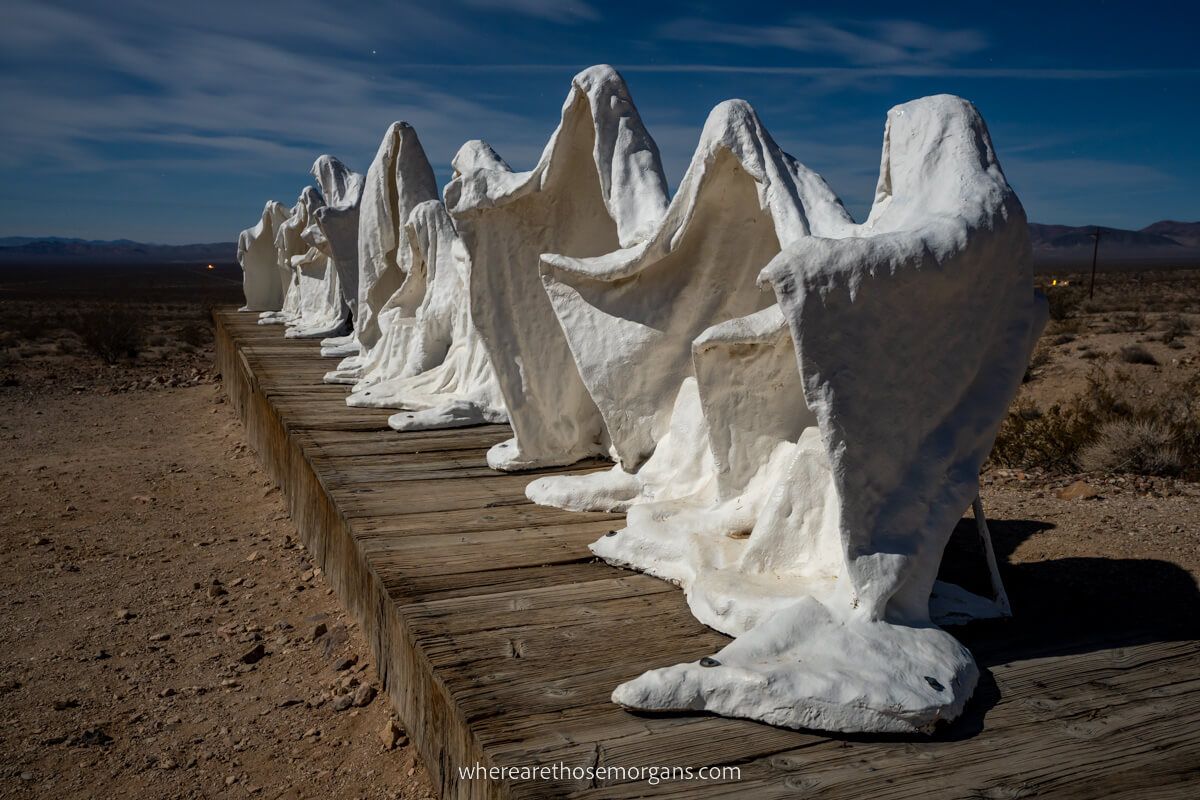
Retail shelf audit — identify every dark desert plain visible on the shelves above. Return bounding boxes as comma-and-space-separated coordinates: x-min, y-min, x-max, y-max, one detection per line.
1, 257, 1199, 799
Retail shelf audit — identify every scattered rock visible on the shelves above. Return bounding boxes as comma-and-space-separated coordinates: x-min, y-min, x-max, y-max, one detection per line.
70, 728, 114, 747
352, 684, 376, 707
379, 719, 407, 751
149, 632, 171, 642
52, 698, 80, 711
240, 643, 267, 665
1057, 480, 1101, 501
331, 655, 357, 672
330, 694, 354, 712
116, 608, 135, 621
246, 550, 260, 562
207, 583, 228, 598
309, 622, 328, 642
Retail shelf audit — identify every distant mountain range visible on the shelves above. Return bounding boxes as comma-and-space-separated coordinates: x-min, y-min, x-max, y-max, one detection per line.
1028, 220, 1200, 268
0, 237, 235, 263
2, 221, 1198, 268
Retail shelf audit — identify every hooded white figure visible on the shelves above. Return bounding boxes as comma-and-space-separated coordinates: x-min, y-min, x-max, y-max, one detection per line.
282, 185, 349, 340
344, 174, 508, 430
263, 188, 318, 327
445, 64, 670, 470
527, 99, 856, 514
575, 95, 1045, 734
237, 200, 290, 314
323, 123, 439, 383
307, 155, 363, 354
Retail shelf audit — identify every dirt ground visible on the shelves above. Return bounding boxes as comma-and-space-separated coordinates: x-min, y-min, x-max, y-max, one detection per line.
0, 262, 1198, 799
0, 263, 435, 799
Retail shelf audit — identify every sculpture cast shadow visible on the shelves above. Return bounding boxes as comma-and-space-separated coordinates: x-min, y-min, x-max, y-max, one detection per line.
935, 515, 1200, 740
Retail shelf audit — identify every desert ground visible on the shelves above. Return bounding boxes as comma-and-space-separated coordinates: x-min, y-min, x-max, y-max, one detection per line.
1, 261, 1198, 798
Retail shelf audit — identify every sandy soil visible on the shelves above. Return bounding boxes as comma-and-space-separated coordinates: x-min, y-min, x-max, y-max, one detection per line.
0, 263, 1198, 799
1, 264, 434, 799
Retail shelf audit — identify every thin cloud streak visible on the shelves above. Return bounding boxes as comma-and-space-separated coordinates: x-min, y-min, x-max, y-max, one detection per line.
388, 63, 1200, 79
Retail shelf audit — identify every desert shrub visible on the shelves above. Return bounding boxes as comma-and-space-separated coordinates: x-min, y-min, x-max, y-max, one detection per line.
1078, 419, 1181, 475
1116, 311, 1151, 332
1161, 315, 1191, 344
177, 320, 212, 348
1023, 347, 1051, 382
990, 368, 1200, 478
1044, 285, 1085, 321
70, 305, 144, 364
1118, 344, 1158, 365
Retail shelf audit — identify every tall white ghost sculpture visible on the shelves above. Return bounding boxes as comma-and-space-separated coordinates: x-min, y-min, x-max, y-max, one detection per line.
565, 95, 1044, 734
237, 200, 290, 313
308, 155, 363, 353
527, 100, 855, 512
345, 189, 507, 430
324, 123, 440, 382
445, 64, 670, 470
282, 187, 349, 340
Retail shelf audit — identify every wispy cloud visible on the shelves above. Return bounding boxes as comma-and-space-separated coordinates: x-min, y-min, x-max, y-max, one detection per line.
463, 0, 599, 24
659, 16, 987, 66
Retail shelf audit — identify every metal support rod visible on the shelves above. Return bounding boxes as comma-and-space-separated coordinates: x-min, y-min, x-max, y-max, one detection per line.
973, 494, 1012, 617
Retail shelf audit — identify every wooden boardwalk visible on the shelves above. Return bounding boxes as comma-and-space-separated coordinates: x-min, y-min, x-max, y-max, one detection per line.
214, 308, 1200, 799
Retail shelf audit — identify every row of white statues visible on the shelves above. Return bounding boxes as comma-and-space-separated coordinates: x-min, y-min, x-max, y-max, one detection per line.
238, 65, 1046, 735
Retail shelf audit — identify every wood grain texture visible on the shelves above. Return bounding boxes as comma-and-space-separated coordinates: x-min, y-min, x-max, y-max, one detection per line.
213, 308, 1200, 799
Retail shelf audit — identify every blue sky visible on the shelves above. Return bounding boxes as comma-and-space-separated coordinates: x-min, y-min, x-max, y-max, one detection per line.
1, 0, 1197, 243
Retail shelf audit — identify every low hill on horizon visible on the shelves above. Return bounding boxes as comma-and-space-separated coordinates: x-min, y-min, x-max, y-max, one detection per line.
2, 220, 1198, 268
0, 237, 236, 263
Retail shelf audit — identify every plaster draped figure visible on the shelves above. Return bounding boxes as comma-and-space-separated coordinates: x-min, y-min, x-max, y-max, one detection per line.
237, 200, 290, 314
259, 189, 317, 326
527, 99, 856, 514
541, 95, 1045, 733
281, 187, 350, 340
445, 64, 670, 470
344, 191, 508, 430
306, 156, 364, 355
324, 122, 439, 383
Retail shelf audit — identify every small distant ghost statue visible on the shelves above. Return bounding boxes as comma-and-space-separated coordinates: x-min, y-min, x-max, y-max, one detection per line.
536, 95, 1046, 734
237, 200, 290, 314
445, 65, 670, 470
281, 186, 348, 340
308, 156, 364, 353
323, 122, 439, 381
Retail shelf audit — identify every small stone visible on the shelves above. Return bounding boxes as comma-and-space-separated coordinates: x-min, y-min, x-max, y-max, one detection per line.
159, 687, 176, 698
116, 608, 135, 621
159, 757, 177, 770
378, 719, 405, 750
240, 644, 267, 665
352, 684, 376, 707
246, 551, 260, 562
53, 698, 80, 711
20, 772, 33, 781
330, 694, 354, 712
149, 632, 170, 642
309, 623, 328, 641
1056, 480, 1100, 501
207, 584, 228, 599
332, 655, 357, 672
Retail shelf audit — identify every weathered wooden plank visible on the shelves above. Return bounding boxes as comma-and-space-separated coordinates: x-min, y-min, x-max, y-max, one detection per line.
212, 308, 1200, 800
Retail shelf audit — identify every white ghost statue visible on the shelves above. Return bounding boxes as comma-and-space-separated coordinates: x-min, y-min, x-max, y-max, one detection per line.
345, 188, 508, 430
324, 123, 440, 382
282, 186, 349, 340
445, 64, 670, 470
527, 99, 856, 513
563, 95, 1044, 734
307, 155, 363, 353
237, 200, 290, 314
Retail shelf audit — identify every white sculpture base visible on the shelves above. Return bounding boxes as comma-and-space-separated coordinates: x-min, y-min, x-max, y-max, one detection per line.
320, 334, 360, 358
612, 595, 978, 735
